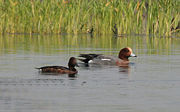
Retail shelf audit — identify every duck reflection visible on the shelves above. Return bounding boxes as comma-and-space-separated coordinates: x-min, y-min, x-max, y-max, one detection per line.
68, 73, 77, 78
119, 65, 130, 74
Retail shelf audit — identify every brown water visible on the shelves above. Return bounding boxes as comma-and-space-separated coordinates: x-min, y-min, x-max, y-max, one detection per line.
0, 34, 180, 112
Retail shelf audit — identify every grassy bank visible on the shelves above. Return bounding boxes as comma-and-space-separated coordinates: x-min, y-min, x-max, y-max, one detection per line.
0, 0, 179, 36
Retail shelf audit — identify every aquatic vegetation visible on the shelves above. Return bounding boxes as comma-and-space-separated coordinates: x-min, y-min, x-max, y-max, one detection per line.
0, 0, 179, 36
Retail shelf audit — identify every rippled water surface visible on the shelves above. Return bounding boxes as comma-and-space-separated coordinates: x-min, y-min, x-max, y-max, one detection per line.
0, 35, 180, 112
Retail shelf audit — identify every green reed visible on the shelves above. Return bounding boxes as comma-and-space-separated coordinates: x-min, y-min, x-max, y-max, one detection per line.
0, 0, 179, 36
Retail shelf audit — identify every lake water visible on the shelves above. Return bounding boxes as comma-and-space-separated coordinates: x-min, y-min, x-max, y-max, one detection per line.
0, 34, 180, 112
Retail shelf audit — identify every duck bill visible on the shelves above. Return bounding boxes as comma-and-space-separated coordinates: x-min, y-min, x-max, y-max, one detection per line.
130, 53, 137, 57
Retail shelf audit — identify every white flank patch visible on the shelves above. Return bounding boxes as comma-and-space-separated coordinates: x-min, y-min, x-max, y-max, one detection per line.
101, 59, 111, 61
88, 60, 93, 63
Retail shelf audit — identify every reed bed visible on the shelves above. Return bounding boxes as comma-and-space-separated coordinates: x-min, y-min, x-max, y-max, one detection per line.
0, 0, 179, 36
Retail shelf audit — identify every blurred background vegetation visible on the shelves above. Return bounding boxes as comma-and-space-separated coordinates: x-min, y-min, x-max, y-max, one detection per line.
0, 0, 179, 36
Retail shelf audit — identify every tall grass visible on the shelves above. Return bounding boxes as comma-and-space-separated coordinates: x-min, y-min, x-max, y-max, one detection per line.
0, 0, 179, 36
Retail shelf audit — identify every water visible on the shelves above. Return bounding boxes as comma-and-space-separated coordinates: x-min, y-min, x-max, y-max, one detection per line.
0, 34, 180, 112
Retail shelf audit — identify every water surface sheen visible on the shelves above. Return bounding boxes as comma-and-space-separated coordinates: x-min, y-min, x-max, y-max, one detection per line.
0, 35, 180, 112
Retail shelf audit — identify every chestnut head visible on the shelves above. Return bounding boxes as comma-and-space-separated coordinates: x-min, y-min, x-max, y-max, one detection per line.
118, 47, 137, 61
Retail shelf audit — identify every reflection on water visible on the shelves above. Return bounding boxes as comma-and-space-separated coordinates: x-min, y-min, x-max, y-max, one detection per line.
1, 34, 180, 55
0, 34, 180, 112
119, 66, 130, 74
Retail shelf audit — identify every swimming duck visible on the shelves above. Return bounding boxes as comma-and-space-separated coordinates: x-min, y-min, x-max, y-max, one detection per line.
78, 47, 137, 66
36, 57, 78, 74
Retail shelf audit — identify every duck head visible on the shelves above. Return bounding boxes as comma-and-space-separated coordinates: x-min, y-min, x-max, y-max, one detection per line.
68, 57, 79, 71
118, 47, 137, 61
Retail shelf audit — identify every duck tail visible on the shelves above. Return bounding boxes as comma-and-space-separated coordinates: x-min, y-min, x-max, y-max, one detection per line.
77, 58, 91, 64
78, 54, 101, 64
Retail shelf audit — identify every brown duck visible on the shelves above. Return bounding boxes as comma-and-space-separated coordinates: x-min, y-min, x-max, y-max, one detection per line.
36, 57, 78, 74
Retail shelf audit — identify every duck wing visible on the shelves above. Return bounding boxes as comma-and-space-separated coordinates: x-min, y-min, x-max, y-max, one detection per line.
92, 55, 117, 64
36, 66, 68, 70
79, 54, 118, 65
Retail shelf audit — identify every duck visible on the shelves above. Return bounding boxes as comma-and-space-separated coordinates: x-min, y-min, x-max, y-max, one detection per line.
78, 47, 137, 66
36, 57, 78, 74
